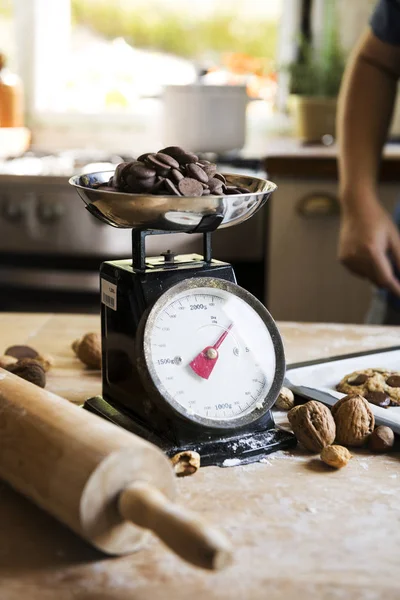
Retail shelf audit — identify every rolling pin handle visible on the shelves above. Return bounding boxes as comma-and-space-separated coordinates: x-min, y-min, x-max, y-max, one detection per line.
118, 481, 232, 571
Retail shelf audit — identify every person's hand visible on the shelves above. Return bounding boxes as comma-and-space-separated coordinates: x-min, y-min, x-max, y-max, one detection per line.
338, 198, 400, 297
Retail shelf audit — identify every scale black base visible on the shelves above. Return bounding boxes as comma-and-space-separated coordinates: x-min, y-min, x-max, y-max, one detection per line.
70, 170, 297, 467
85, 394, 296, 467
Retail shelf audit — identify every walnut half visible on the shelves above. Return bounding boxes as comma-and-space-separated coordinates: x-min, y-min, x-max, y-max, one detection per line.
275, 387, 295, 411
170, 451, 200, 477
321, 445, 352, 469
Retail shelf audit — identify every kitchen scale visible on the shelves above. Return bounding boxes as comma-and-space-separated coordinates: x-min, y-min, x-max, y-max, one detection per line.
69, 170, 296, 466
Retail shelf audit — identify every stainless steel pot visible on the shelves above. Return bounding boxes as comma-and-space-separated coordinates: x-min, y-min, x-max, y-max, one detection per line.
162, 84, 248, 154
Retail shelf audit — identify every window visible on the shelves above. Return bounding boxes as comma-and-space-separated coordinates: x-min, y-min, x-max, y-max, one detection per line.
5, 0, 290, 151
73, 0, 282, 110
4, 1, 380, 152
10, 1, 284, 117
0, 0, 16, 69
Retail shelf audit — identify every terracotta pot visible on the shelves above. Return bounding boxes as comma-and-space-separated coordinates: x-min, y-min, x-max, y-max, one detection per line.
289, 95, 337, 143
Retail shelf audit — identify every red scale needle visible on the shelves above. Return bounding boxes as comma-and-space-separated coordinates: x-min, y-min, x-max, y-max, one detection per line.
189, 323, 234, 380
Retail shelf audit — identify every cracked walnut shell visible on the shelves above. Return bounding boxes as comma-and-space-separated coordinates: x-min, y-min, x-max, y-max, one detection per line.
170, 451, 200, 477
288, 400, 336, 453
275, 387, 295, 410
320, 445, 352, 469
332, 394, 374, 447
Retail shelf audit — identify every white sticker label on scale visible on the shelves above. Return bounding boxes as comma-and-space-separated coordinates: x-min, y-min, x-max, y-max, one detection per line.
101, 279, 117, 311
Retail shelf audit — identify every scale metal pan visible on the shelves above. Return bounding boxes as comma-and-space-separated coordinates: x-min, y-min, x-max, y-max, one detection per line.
69, 171, 277, 233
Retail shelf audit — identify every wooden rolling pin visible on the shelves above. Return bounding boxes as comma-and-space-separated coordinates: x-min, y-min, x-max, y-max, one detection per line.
0, 369, 232, 570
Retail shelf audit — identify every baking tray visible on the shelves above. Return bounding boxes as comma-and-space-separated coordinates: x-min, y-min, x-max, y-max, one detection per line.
285, 346, 400, 434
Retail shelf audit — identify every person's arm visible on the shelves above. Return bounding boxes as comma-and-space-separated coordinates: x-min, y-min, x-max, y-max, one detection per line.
337, 28, 400, 296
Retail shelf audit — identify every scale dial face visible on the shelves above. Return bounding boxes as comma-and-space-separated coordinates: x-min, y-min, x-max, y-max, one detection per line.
139, 277, 285, 429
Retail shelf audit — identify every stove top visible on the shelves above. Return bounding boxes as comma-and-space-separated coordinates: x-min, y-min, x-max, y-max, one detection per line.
0, 149, 132, 178
0, 147, 266, 313
0, 149, 263, 178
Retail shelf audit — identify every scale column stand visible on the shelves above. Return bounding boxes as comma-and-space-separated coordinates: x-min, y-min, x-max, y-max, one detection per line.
131, 229, 213, 272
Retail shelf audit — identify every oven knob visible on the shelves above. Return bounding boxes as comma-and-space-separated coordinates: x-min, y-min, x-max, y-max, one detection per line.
2, 198, 27, 223
37, 201, 65, 224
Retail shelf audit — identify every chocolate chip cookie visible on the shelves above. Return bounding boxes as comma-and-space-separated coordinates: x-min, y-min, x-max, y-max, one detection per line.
336, 368, 400, 407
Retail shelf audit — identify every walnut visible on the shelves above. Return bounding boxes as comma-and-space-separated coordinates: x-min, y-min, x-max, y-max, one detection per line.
0, 355, 18, 369
368, 426, 395, 453
6, 358, 46, 388
275, 387, 295, 411
171, 451, 200, 477
332, 394, 374, 447
72, 333, 101, 369
320, 445, 352, 469
287, 404, 302, 418
287, 400, 336, 453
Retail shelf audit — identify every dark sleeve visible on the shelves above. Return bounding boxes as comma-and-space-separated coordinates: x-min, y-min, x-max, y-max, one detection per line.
370, 0, 400, 45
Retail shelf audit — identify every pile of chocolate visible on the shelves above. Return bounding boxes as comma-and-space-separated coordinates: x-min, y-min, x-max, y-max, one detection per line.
109, 146, 250, 197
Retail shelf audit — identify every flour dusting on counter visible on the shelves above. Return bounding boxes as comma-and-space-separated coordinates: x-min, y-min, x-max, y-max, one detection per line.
222, 458, 241, 467
358, 460, 369, 471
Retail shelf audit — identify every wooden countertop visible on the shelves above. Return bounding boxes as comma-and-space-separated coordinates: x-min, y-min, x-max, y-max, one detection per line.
262, 137, 400, 181
1, 313, 400, 600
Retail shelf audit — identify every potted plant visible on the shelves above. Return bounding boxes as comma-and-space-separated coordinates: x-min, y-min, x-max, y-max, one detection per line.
286, 5, 346, 143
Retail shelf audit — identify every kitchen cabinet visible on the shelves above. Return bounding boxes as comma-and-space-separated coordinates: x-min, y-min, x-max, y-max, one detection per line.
264, 141, 400, 324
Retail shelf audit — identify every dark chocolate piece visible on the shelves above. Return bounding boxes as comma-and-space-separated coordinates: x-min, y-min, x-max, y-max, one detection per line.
208, 178, 224, 194
158, 146, 198, 164
170, 168, 184, 183
213, 172, 226, 184
365, 391, 391, 408
5, 345, 39, 359
112, 161, 129, 189
127, 161, 156, 179
386, 375, 400, 388
178, 177, 204, 197
135, 176, 156, 191
158, 146, 186, 159
186, 163, 209, 184
155, 152, 180, 169
164, 179, 182, 196
137, 152, 151, 162
145, 154, 171, 176
348, 374, 369, 386
176, 151, 199, 165
202, 164, 217, 178
150, 178, 167, 194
